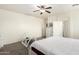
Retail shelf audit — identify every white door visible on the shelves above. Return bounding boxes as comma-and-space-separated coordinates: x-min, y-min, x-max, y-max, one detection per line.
53, 21, 63, 37
46, 27, 53, 37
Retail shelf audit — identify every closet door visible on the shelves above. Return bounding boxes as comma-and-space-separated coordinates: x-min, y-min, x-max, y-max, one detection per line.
53, 21, 63, 37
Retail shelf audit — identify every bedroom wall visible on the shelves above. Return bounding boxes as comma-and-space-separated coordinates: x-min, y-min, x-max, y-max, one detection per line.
69, 11, 79, 39
0, 9, 44, 46
51, 11, 79, 39
47, 15, 70, 37
47, 10, 79, 39
59, 11, 79, 39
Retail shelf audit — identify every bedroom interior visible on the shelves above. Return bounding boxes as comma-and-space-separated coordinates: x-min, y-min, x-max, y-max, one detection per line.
0, 4, 79, 55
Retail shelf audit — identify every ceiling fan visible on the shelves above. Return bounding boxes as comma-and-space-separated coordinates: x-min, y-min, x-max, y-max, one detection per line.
72, 4, 79, 6
33, 5, 52, 15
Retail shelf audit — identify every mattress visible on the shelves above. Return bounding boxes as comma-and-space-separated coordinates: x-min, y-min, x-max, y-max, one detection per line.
31, 36, 79, 55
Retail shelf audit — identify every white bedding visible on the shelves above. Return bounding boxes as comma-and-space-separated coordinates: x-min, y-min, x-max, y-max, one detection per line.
31, 36, 79, 55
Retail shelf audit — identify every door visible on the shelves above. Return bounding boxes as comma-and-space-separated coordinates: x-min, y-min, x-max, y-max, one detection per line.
53, 21, 63, 37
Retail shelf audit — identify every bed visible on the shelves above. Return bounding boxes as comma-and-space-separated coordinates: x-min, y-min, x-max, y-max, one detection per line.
30, 36, 79, 55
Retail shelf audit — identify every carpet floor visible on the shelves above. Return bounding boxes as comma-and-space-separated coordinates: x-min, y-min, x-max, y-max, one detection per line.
0, 41, 28, 55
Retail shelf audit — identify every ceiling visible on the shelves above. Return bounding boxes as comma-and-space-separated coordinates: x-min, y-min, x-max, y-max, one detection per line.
0, 4, 79, 19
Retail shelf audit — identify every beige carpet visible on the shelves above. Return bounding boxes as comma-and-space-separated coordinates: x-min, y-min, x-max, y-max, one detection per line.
0, 42, 28, 55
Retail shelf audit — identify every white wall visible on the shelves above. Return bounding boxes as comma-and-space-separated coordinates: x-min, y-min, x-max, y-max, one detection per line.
49, 11, 79, 39
45, 8, 79, 39
69, 11, 79, 39
59, 11, 79, 39
47, 15, 69, 37
0, 9, 44, 45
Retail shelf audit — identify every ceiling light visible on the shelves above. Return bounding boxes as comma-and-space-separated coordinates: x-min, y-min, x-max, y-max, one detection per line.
33, 5, 52, 15
40, 9, 45, 12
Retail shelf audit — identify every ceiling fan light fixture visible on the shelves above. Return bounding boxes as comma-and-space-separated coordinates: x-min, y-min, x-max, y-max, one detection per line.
33, 5, 52, 15
40, 9, 45, 12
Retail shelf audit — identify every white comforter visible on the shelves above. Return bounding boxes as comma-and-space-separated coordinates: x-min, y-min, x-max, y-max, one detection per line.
31, 37, 79, 55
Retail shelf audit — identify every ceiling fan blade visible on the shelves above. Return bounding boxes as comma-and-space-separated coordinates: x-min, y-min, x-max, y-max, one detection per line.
37, 6, 41, 8
45, 7, 52, 9
33, 10, 39, 12
72, 4, 79, 6
40, 12, 43, 15
45, 10, 51, 13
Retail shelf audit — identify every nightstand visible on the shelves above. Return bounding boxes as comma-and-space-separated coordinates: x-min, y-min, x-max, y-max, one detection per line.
21, 38, 35, 55
21, 38, 35, 48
